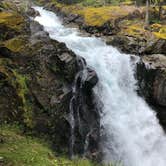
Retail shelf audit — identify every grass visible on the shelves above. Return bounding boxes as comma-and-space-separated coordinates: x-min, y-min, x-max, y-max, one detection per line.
0, 125, 101, 166
0, 124, 56, 166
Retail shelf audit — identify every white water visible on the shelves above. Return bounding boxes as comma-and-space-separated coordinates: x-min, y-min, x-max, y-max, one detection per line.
34, 7, 166, 166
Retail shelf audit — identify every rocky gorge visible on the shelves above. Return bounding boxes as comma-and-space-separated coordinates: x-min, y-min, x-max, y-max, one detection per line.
35, 0, 166, 130
1, 0, 166, 165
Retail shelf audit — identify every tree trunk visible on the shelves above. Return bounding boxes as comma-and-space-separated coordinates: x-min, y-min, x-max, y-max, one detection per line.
158, 1, 162, 20
145, 0, 150, 26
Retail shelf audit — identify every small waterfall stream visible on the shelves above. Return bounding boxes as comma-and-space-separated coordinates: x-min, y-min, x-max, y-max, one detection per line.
34, 7, 166, 166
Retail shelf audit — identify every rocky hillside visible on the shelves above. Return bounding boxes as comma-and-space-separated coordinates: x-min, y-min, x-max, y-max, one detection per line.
36, 0, 166, 55
0, 0, 100, 162
1, 0, 166, 165
35, 0, 166, 129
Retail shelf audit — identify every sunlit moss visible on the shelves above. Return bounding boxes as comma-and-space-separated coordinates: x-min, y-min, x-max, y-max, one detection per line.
0, 11, 24, 31
62, 5, 129, 26
0, 0, 30, 13
151, 24, 166, 39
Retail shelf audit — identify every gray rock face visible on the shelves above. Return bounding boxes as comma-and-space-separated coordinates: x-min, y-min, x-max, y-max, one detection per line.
137, 54, 166, 106
65, 55, 100, 159
136, 54, 166, 128
83, 67, 99, 92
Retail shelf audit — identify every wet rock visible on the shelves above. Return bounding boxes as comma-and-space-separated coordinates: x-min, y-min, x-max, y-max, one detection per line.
83, 67, 99, 92
137, 54, 166, 106
27, 7, 40, 17
136, 54, 166, 128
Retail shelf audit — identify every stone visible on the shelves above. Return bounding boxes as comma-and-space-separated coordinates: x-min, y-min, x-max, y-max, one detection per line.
136, 54, 166, 128
27, 7, 40, 17
83, 67, 99, 92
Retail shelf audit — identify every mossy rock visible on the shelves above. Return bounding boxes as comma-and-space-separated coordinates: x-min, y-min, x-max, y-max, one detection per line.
3, 36, 28, 53
0, 58, 33, 127
0, 0, 31, 13
0, 11, 28, 41
0, 11, 24, 31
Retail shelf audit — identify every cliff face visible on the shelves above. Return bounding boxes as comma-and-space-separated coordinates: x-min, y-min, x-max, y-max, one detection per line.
136, 54, 166, 129
0, 0, 100, 158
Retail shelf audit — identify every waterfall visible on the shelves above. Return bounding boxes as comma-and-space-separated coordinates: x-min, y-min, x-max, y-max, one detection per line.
34, 7, 166, 166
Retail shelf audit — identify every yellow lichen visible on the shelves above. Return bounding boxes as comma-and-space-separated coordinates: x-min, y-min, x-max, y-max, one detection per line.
4, 36, 27, 53
153, 32, 166, 39
49, 1, 132, 26
119, 19, 146, 38
0, 11, 24, 31
68, 6, 129, 26
151, 24, 166, 39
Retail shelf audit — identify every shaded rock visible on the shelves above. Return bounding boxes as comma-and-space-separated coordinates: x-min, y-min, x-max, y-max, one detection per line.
83, 67, 99, 92
68, 63, 100, 159
136, 54, 166, 128
27, 7, 40, 17
106, 35, 142, 54
137, 54, 166, 106
144, 39, 166, 54
106, 35, 166, 55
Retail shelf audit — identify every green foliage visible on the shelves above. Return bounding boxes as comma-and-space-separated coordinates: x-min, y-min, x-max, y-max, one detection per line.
0, 124, 56, 166
0, 125, 120, 166
11, 70, 33, 128
0, 125, 99, 166
56, 0, 133, 6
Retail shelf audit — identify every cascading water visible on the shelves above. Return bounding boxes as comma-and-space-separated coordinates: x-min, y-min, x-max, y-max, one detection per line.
34, 7, 166, 166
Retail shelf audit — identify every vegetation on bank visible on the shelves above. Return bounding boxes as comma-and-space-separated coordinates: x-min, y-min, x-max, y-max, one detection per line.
36, 0, 166, 39
0, 125, 100, 166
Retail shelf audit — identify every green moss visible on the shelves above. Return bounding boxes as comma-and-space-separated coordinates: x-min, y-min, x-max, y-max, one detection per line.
60, 5, 130, 26
0, 125, 57, 166
3, 36, 27, 53
0, 1, 30, 13
10, 70, 33, 128
0, 125, 101, 166
0, 11, 24, 31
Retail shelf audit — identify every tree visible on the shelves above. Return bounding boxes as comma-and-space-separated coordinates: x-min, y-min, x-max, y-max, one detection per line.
145, 0, 150, 26
155, 0, 166, 20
